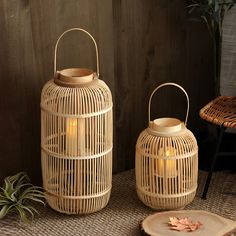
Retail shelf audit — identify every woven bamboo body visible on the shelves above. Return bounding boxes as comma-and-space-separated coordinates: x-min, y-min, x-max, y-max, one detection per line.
41, 28, 113, 214
136, 126, 198, 209
135, 83, 198, 210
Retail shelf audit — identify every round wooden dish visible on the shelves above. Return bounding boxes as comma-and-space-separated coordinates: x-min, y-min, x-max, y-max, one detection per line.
140, 210, 236, 236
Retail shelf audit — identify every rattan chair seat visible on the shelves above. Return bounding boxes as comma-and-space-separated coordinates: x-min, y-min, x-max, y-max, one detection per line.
200, 96, 236, 128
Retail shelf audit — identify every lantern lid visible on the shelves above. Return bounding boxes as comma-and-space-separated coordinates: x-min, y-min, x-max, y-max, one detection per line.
54, 68, 96, 87
148, 118, 186, 136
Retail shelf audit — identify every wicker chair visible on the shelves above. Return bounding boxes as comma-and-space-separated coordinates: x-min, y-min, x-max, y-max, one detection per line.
200, 96, 236, 199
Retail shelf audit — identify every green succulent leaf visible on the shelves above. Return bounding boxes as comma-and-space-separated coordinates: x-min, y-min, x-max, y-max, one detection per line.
0, 172, 45, 223
20, 188, 45, 199
27, 205, 40, 215
0, 205, 8, 218
15, 205, 31, 224
21, 196, 45, 205
0, 205, 14, 219
4, 179, 14, 194
20, 205, 40, 219
15, 173, 30, 187
0, 201, 10, 206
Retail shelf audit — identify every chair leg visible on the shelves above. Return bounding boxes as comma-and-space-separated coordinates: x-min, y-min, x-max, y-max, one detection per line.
201, 126, 225, 199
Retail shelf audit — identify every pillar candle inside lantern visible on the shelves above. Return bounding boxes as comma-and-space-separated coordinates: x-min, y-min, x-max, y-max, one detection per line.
155, 146, 177, 178
66, 118, 85, 156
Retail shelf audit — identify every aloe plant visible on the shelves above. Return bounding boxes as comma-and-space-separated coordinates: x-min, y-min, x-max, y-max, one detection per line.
0, 172, 45, 223
187, 0, 236, 95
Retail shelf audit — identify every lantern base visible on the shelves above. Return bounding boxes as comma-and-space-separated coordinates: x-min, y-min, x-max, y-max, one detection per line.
45, 190, 111, 214
137, 189, 196, 210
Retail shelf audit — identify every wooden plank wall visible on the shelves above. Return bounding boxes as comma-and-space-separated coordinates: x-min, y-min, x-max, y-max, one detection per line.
0, 0, 213, 184
113, 0, 214, 171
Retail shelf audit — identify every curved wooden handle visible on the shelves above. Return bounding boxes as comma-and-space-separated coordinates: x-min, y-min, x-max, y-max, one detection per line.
54, 28, 100, 77
148, 82, 190, 125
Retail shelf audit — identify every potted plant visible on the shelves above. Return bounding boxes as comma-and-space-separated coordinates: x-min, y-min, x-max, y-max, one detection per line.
188, 0, 236, 95
0, 172, 45, 223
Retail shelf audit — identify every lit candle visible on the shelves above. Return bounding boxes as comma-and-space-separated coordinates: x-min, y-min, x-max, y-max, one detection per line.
66, 118, 85, 156
154, 146, 177, 178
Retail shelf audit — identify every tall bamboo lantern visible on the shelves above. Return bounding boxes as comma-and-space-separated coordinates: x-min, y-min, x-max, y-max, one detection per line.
135, 83, 198, 210
41, 28, 113, 214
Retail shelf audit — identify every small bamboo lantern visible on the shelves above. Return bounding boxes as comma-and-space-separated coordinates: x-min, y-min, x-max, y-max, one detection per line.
41, 28, 113, 214
135, 83, 198, 210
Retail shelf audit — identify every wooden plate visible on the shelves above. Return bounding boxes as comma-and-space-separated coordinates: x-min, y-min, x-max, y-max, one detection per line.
140, 210, 236, 236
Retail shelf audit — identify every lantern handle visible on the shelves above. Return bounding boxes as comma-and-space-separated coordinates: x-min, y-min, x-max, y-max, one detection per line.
54, 28, 100, 77
148, 82, 189, 125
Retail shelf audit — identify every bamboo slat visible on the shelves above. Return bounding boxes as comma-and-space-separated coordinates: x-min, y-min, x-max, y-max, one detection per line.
135, 83, 198, 210
41, 28, 113, 214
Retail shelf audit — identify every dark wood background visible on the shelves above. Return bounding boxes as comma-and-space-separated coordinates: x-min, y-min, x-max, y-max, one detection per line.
0, 0, 214, 184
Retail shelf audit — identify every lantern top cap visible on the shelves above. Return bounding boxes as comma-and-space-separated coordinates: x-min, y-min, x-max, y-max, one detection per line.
54, 68, 96, 87
60, 68, 93, 79
149, 117, 185, 135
